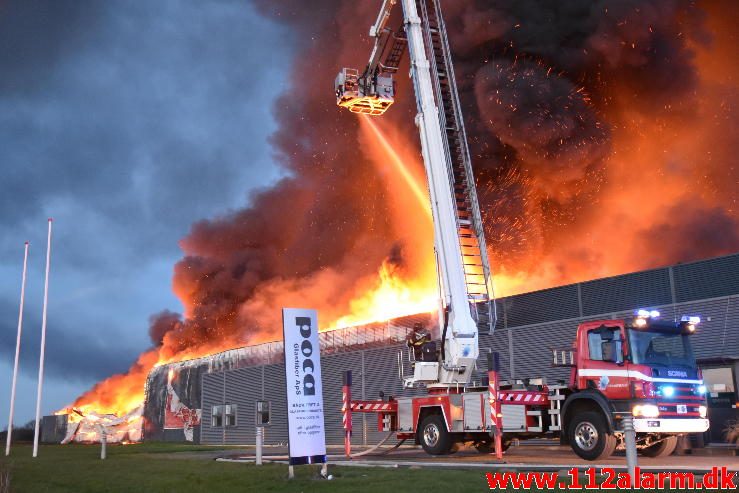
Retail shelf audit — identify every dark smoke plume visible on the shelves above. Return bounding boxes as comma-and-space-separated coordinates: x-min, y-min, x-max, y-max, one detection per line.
154, 0, 736, 345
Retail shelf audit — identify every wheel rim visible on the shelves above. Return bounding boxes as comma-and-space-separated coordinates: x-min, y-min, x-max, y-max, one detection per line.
574, 421, 598, 451
423, 423, 440, 447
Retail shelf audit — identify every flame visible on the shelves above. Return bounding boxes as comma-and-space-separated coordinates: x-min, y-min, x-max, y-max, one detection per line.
330, 259, 438, 329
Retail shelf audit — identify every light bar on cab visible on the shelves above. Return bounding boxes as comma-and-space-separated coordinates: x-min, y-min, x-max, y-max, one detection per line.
680, 314, 701, 333
633, 308, 660, 328
636, 309, 660, 318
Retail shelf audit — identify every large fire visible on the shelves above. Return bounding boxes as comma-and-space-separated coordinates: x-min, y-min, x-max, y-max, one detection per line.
61, 0, 737, 434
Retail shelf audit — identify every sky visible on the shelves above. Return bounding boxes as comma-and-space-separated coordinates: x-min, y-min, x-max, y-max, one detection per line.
0, 0, 292, 427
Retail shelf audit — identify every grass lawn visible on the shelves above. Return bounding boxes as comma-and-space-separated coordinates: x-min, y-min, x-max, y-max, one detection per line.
0, 442, 496, 493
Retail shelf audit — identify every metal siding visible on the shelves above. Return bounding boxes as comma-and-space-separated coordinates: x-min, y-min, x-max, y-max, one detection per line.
503, 284, 580, 328
320, 351, 364, 445
675, 297, 739, 360
478, 330, 513, 382
262, 364, 289, 445
200, 372, 224, 445
673, 254, 739, 302
223, 367, 261, 445
510, 321, 573, 384
724, 296, 739, 358
581, 268, 672, 316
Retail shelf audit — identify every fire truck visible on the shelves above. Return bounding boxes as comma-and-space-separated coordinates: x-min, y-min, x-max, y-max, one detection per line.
335, 0, 709, 460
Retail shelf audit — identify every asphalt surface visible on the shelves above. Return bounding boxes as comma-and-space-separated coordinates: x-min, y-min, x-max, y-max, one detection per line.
218, 443, 739, 473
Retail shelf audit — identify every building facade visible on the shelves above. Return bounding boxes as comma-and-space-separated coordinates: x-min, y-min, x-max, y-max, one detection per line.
144, 253, 739, 446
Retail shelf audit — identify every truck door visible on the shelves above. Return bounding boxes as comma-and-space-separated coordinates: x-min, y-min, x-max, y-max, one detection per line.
580, 325, 631, 400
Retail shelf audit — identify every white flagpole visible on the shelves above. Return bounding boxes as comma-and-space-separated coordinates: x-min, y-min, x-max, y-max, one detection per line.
5, 241, 29, 457
32, 219, 53, 458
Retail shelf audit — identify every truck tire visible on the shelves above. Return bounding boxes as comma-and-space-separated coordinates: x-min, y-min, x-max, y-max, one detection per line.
568, 411, 617, 461
418, 415, 453, 455
640, 436, 678, 458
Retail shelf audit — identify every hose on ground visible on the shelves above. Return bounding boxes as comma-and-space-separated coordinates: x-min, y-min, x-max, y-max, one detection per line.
241, 431, 406, 461
349, 430, 402, 458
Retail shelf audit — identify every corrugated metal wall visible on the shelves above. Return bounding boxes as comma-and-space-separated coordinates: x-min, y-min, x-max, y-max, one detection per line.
174, 254, 739, 445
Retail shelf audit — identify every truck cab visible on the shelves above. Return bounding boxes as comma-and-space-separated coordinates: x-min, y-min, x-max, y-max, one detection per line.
561, 312, 709, 460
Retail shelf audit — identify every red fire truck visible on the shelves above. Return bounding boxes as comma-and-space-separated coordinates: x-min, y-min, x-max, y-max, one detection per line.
335, 0, 709, 460
343, 311, 708, 461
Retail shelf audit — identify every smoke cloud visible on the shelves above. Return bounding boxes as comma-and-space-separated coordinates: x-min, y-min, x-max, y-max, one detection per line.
70, 0, 737, 413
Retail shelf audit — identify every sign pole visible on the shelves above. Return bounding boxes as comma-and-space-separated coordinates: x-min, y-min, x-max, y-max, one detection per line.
5, 241, 29, 457
33, 218, 53, 458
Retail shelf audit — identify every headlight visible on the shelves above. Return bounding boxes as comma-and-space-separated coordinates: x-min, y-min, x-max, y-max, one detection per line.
661, 386, 675, 397
699, 405, 707, 418
697, 385, 707, 395
633, 404, 660, 418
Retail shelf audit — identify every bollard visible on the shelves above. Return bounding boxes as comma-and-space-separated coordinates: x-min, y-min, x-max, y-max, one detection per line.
255, 400, 270, 466
623, 414, 638, 486
256, 426, 263, 465
97, 424, 107, 460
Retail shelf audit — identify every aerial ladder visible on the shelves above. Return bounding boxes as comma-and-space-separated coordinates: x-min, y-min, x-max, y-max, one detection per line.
336, 0, 496, 389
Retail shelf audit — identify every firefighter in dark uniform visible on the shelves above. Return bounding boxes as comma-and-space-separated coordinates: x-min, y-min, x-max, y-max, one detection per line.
406, 322, 431, 361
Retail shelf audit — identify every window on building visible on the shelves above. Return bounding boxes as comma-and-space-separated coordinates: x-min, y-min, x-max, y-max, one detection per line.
225, 404, 237, 427
212, 405, 223, 427
702, 367, 736, 395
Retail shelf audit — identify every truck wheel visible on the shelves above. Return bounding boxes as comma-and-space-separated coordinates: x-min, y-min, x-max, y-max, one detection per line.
568, 411, 617, 461
418, 415, 452, 455
640, 436, 678, 458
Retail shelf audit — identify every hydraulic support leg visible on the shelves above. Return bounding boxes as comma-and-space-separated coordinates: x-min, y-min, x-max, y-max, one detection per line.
342, 371, 353, 458
487, 352, 503, 459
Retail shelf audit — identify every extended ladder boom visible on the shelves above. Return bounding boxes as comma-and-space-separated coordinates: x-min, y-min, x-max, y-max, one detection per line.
336, 0, 496, 386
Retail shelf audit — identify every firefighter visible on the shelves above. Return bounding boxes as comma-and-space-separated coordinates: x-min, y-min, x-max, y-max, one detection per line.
406, 322, 431, 361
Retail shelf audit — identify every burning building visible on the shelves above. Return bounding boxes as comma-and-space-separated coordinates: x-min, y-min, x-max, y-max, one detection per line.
104, 253, 735, 446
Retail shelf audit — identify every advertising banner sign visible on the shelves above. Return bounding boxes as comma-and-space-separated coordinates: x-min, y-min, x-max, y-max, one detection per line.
282, 308, 327, 465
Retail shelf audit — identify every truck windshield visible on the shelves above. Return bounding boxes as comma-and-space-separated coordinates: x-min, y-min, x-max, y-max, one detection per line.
628, 329, 696, 368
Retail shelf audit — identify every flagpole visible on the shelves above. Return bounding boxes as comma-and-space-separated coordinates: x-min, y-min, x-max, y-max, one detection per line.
32, 219, 53, 458
5, 241, 29, 456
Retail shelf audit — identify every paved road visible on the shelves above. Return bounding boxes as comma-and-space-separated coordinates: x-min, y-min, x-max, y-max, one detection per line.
220, 443, 738, 473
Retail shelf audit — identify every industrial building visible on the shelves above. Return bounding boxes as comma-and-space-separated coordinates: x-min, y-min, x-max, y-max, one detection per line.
143, 253, 739, 447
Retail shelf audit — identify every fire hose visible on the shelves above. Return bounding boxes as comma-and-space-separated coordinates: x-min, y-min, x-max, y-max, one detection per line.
244, 430, 405, 461
347, 430, 405, 458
